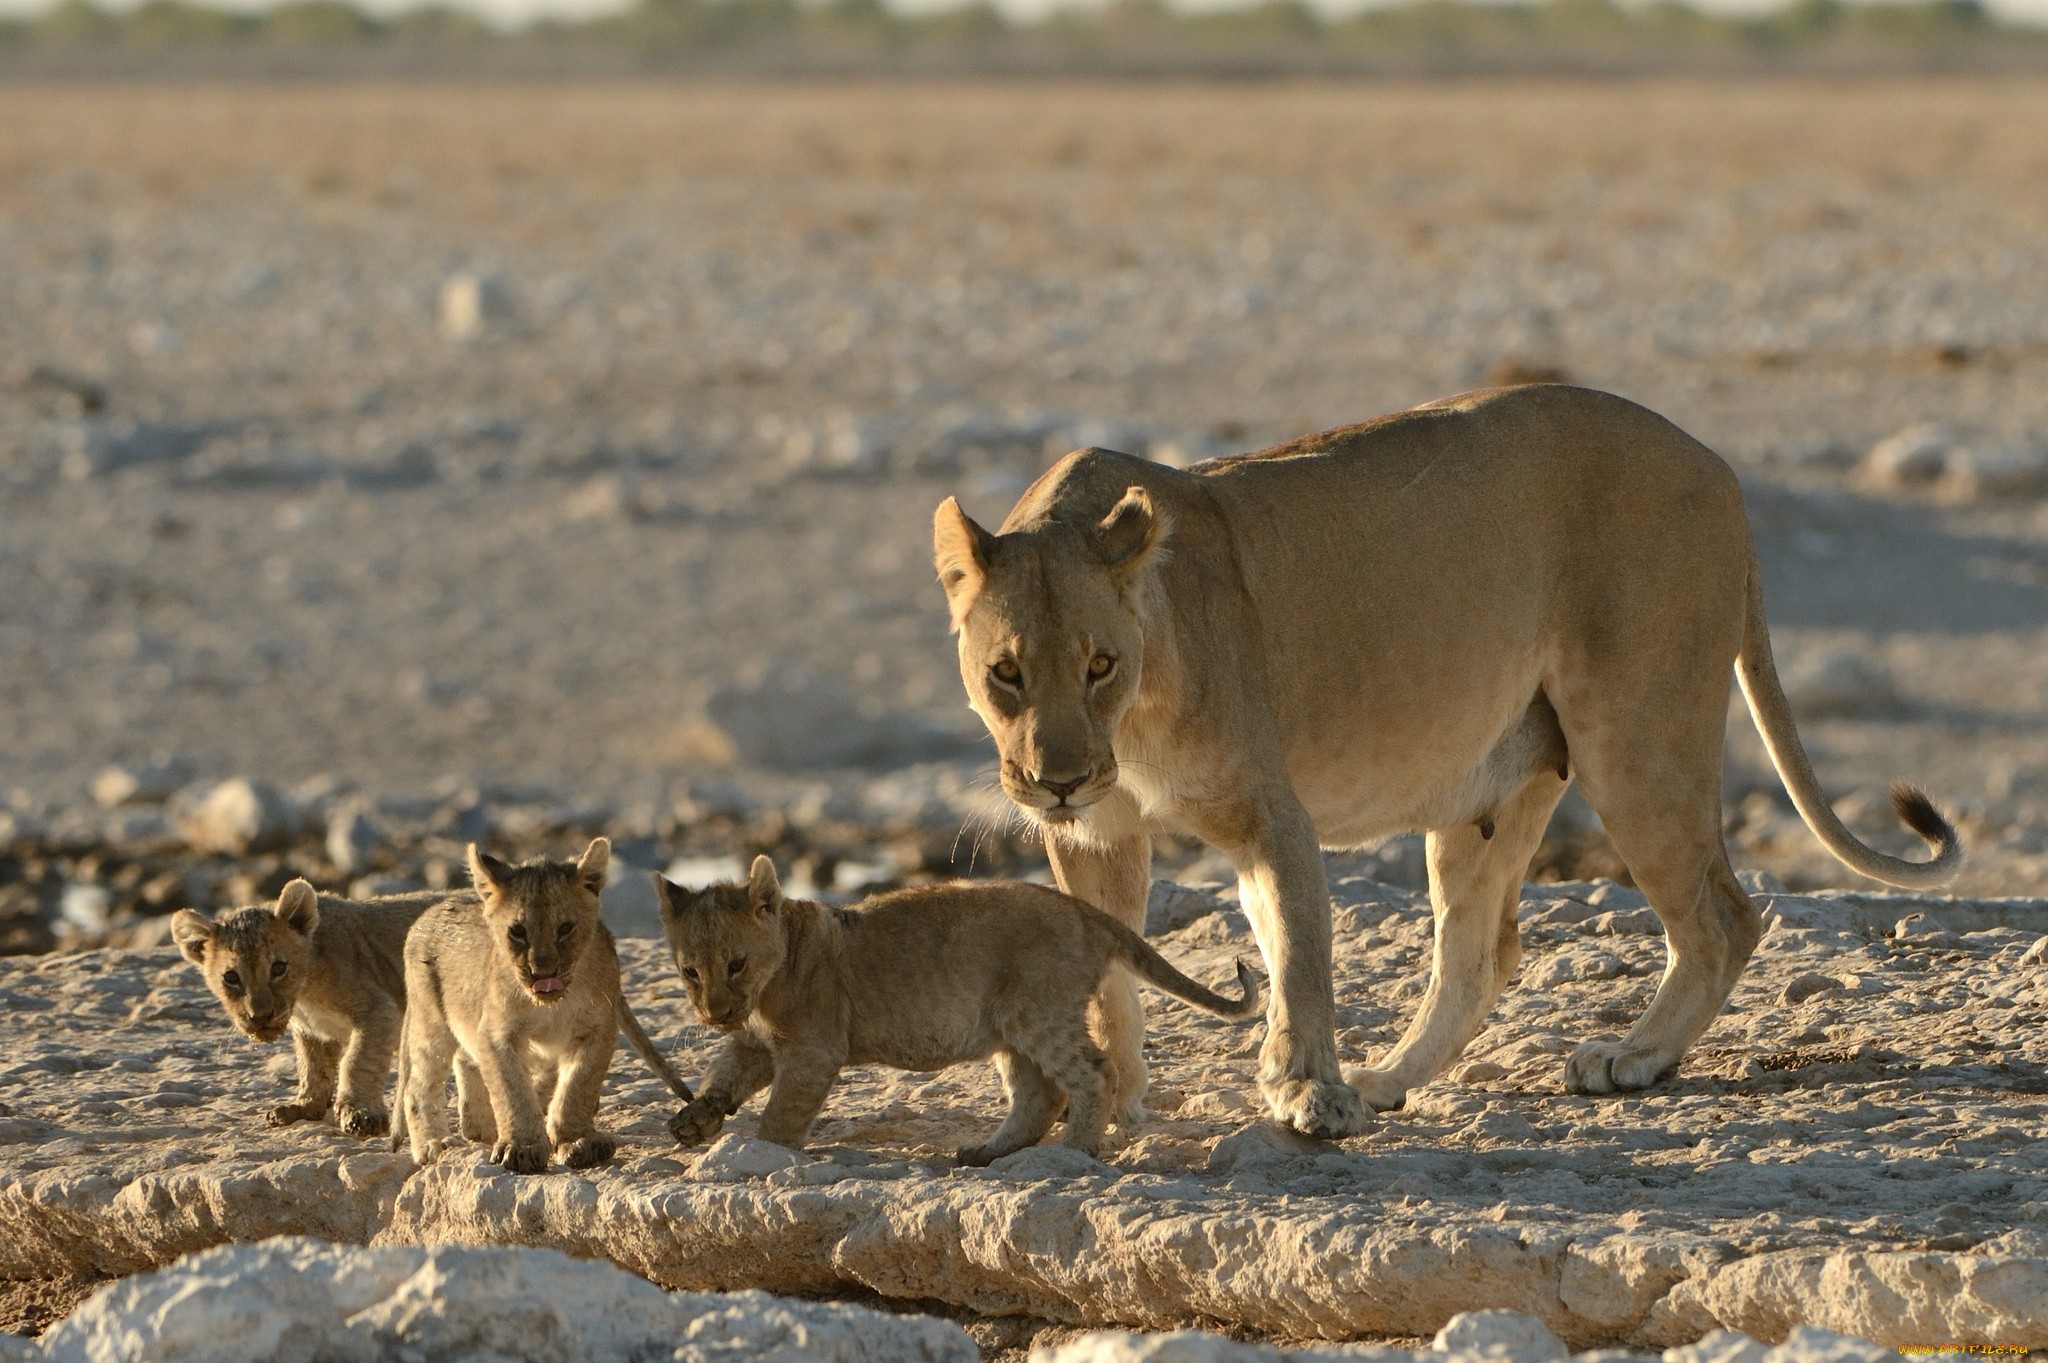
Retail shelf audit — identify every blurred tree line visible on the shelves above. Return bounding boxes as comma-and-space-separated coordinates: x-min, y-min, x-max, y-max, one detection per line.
0, 0, 2034, 72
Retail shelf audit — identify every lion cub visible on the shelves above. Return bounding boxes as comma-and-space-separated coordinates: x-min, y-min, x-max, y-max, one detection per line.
660, 857, 1260, 1163
173, 881, 443, 1137
393, 837, 692, 1174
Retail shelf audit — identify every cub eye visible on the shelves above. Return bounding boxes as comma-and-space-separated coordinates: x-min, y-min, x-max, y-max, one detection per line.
508, 923, 528, 943
727, 957, 746, 977
556, 922, 575, 940
990, 659, 1021, 687
682, 966, 700, 982
1088, 653, 1117, 682
221, 970, 243, 992
269, 960, 288, 979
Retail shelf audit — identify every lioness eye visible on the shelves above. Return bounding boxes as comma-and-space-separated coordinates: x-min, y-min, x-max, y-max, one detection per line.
682, 966, 700, 982
556, 922, 574, 940
269, 960, 287, 979
990, 659, 1021, 687
1088, 653, 1116, 681
222, 970, 243, 992
727, 957, 746, 977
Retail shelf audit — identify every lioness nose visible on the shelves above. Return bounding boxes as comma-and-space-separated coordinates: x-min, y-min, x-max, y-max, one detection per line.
1036, 772, 1089, 801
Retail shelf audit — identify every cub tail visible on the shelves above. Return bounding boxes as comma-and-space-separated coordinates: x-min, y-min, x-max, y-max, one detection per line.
1106, 918, 1261, 1019
617, 995, 695, 1102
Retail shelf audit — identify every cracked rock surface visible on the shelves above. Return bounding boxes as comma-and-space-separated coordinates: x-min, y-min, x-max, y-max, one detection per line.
3, 877, 2043, 1349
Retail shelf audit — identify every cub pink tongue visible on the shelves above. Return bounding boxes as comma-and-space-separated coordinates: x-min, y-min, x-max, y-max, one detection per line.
531, 976, 565, 995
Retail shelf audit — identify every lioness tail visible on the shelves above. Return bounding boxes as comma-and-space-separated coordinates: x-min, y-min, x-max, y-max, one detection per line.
1735, 549, 1962, 889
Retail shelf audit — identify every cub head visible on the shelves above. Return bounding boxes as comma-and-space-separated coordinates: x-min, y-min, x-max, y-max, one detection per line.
655, 855, 790, 1031
933, 476, 1167, 827
466, 838, 608, 1006
171, 879, 322, 1042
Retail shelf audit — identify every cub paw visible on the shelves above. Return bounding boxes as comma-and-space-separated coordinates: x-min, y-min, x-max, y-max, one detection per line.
669, 1099, 727, 1148
1341, 1066, 1408, 1113
1564, 1040, 1675, 1095
491, 1139, 551, 1175
561, 1134, 617, 1170
1262, 1076, 1371, 1140
265, 1101, 325, 1128
336, 1104, 390, 1139
955, 1143, 999, 1168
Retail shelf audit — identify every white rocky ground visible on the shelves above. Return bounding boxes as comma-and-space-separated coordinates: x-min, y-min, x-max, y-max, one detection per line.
0, 1238, 1899, 1363
2, 875, 2042, 1351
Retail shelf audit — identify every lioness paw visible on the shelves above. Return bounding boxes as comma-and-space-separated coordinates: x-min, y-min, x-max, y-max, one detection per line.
265, 1101, 325, 1128
1564, 1040, 1676, 1095
1341, 1066, 1408, 1113
560, 1134, 616, 1169
336, 1103, 390, 1139
492, 1139, 551, 1175
1263, 1077, 1371, 1139
669, 1099, 727, 1147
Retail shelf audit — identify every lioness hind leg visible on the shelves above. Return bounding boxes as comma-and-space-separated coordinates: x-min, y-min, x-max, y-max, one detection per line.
1347, 771, 1566, 1112
958, 1048, 1062, 1167
1554, 668, 1762, 1094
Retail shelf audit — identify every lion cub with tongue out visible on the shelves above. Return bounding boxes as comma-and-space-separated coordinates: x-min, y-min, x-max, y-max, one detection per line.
394, 837, 684, 1173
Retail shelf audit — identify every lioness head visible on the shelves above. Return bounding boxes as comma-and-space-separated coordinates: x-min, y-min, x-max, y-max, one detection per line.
172, 879, 321, 1042
933, 480, 1168, 827
466, 838, 608, 1005
655, 855, 789, 1031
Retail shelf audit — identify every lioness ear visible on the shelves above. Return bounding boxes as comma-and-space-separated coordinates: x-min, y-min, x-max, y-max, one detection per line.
1096, 486, 1168, 573
467, 844, 511, 897
274, 879, 320, 938
746, 854, 782, 912
933, 496, 997, 627
575, 836, 611, 894
170, 909, 215, 965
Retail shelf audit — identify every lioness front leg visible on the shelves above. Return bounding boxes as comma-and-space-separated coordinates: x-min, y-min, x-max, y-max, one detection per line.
1231, 793, 1369, 1139
1046, 803, 1152, 1128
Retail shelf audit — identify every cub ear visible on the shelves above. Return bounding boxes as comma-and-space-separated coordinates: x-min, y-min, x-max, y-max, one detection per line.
745, 854, 782, 912
1096, 486, 1168, 574
170, 909, 215, 965
274, 879, 320, 938
575, 836, 611, 894
933, 496, 997, 628
467, 844, 511, 896
653, 874, 687, 919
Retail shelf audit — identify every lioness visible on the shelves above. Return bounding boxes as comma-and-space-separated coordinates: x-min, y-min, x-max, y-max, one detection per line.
658, 856, 1258, 1161
933, 383, 1960, 1139
172, 880, 443, 1137
392, 838, 693, 1173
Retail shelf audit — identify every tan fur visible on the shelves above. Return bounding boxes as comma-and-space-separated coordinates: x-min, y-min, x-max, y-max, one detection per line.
657, 856, 1256, 1162
172, 881, 443, 1137
391, 837, 688, 1174
933, 383, 1961, 1138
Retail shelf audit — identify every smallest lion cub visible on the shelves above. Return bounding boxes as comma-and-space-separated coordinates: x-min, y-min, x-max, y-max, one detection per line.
173, 880, 441, 1137
393, 837, 692, 1174
660, 857, 1260, 1163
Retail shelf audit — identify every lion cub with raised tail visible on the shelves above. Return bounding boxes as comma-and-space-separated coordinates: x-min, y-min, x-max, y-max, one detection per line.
659, 856, 1260, 1163
173, 881, 444, 1137
393, 837, 692, 1174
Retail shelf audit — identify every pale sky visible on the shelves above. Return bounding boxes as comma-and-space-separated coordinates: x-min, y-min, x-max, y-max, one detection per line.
2, 0, 2043, 36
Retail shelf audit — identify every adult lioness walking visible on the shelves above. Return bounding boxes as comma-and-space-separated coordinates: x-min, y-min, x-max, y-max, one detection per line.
933, 384, 1960, 1139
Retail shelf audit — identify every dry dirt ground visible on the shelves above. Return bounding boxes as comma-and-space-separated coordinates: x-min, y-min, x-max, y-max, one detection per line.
3, 78, 2048, 1350
1, 878, 2043, 1350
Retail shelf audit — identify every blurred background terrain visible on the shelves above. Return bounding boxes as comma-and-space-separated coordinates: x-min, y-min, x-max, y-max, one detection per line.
3, 74, 2048, 951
